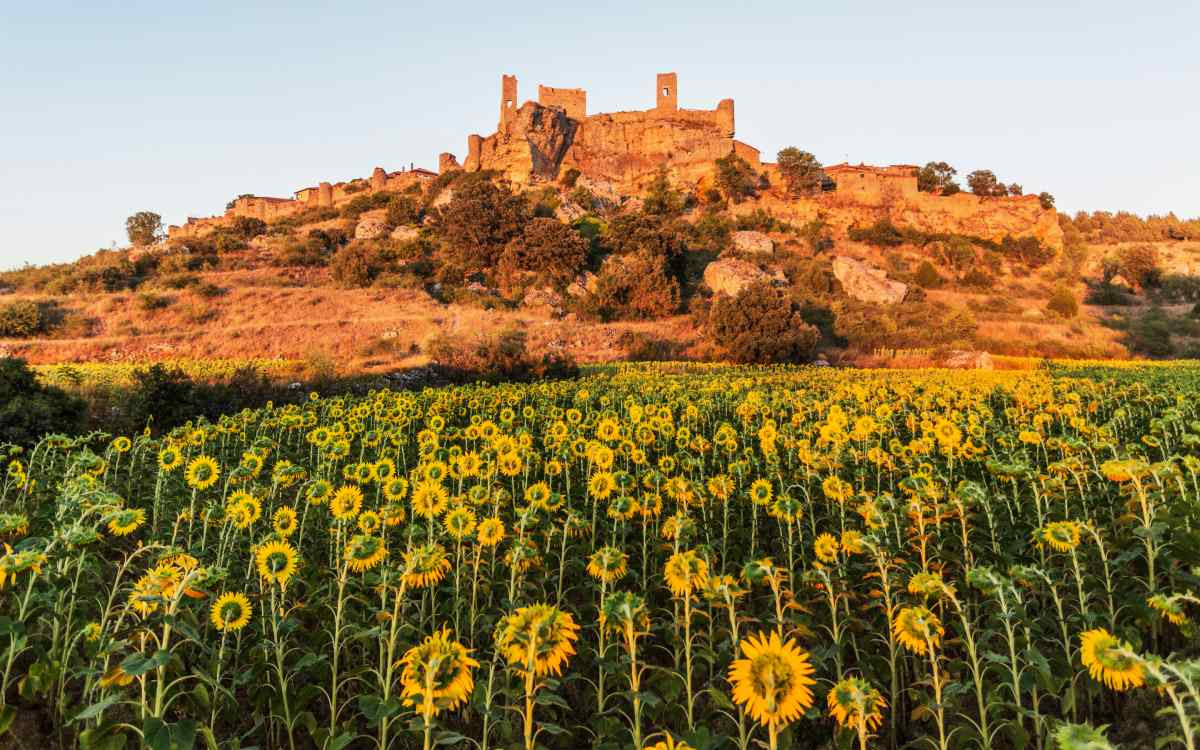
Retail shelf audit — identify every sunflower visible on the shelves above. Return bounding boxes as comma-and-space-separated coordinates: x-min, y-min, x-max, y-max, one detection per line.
748, 478, 773, 506
443, 507, 477, 540
344, 534, 388, 573
589, 471, 617, 500
1041, 520, 1082, 552
494, 604, 580, 677
210, 592, 252, 632
185, 456, 220, 491
644, 737, 695, 750
400, 628, 479, 719
728, 630, 816, 731
822, 475, 854, 503
307, 479, 333, 505
826, 676, 887, 732
411, 479, 450, 519
586, 546, 628, 584
497, 451, 523, 477
1148, 594, 1190, 626
477, 517, 505, 546
893, 606, 943, 655
814, 533, 840, 565
272, 506, 298, 538
357, 510, 382, 534
664, 549, 709, 599
402, 543, 452, 588
107, 508, 146, 537
157, 447, 183, 472
383, 476, 410, 502
330, 485, 364, 521
0, 544, 48, 591
381, 502, 407, 527
1079, 628, 1145, 691
1100, 459, 1148, 483
128, 564, 181, 616
255, 540, 299, 588
840, 530, 864, 555
907, 571, 950, 598
99, 665, 135, 688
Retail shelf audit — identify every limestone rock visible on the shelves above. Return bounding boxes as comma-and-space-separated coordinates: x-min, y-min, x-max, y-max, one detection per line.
355, 217, 389, 240
522, 286, 564, 317
391, 225, 421, 242
566, 272, 599, 298
733, 230, 773, 256
832, 256, 907, 305
555, 202, 587, 223
943, 351, 995, 370
703, 258, 774, 298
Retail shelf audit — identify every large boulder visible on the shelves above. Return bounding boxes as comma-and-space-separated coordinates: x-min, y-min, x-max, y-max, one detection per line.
522, 286, 564, 317
703, 258, 774, 297
355, 217, 389, 240
733, 230, 773, 256
391, 225, 421, 242
832, 256, 908, 305
943, 350, 995, 370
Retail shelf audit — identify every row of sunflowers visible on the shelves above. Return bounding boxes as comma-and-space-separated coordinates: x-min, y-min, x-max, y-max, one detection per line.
1, 363, 1198, 749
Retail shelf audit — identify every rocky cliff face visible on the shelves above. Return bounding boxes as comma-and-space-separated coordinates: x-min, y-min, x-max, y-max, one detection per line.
474, 103, 578, 184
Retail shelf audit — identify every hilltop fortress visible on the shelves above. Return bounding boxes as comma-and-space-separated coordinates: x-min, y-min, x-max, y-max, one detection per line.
170, 73, 1062, 249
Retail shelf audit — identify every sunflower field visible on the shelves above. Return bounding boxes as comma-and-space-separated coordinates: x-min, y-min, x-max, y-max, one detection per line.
2, 362, 1199, 750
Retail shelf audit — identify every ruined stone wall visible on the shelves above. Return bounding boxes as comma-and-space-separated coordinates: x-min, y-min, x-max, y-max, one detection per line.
500, 74, 518, 128
825, 167, 920, 205
538, 85, 587, 120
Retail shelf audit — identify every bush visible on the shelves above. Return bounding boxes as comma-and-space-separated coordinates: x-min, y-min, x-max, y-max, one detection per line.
798, 219, 834, 254
776, 148, 824, 196
833, 300, 977, 351
432, 174, 530, 271
714, 154, 758, 203
999, 235, 1056, 268
707, 281, 820, 363
1117, 244, 1162, 289
0, 357, 86, 445
330, 240, 405, 288
581, 251, 680, 321
136, 291, 171, 311
425, 327, 578, 382
848, 219, 908, 247
231, 216, 267, 240
1085, 282, 1136, 306
1046, 286, 1079, 318
913, 261, 943, 289
1154, 274, 1200, 304
0, 300, 45, 337
961, 269, 995, 288
1125, 307, 1175, 357
497, 218, 589, 291
602, 213, 689, 278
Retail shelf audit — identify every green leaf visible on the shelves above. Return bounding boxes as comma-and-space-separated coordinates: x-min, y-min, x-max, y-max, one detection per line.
435, 732, 470, 746
73, 695, 121, 722
121, 650, 170, 677
0, 706, 15, 735
143, 718, 171, 750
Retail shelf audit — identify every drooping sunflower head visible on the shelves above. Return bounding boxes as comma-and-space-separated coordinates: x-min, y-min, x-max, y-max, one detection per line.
728, 630, 816, 730
494, 603, 580, 678
477, 517, 505, 546
893, 606, 944, 655
255, 540, 299, 588
814, 533, 840, 565
1079, 628, 1145, 691
107, 508, 146, 537
906, 571, 951, 599
344, 534, 388, 573
443, 507, 477, 540
586, 546, 629, 584
402, 543, 451, 588
1040, 521, 1082, 553
664, 549, 709, 599
185, 456, 220, 491
307, 479, 333, 506
1148, 594, 1190, 626
330, 485, 364, 521
822, 475, 854, 503
826, 676, 887, 732
1100, 459, 1148, 483
128, 563, 181, 616
643, 737, 695, 750
272, 506, 298, 538
399, 628, 479, 718
601, 590, 649, 638
210, 591, 252, 632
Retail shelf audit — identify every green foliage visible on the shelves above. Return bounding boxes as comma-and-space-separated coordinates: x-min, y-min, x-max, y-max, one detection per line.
917, 162, 960, 195
1116, 243, 1162, 289
776, 147, 824, 196
0, 300, 45, 337
833, 299, 977, 350
999, 234, 1056, 268
1153, 274, 1200, 304
432, 174, 530, 271
580, 251, 680, 321
498, 218, 589, 290
1125, 306, 1176, 357
230, 216, 267, 240
713, 154, 758, 203
798, 219, 834, 254
125, 211, 163, 246
706, 281, 820, 363
913, 260, 944, 289
1039, 192, 1056, 210
967, 170, 1008, 197
0, 357, 85, 445
1060, 210, 1200, 243
425, 327, 577, 382
849, 219, 908, 247
1046, 286, 1079, 318
642, 167, 685, 216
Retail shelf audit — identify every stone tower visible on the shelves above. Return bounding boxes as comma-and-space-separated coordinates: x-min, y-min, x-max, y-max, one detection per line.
656, 72, 678, 112
500, 74, 518, 129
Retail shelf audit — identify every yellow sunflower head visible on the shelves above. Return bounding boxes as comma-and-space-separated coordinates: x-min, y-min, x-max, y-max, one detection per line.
477, 517, 505, 546
494, 603, 580, 678
330, 485, 364, 521
399, 628, 479, 719
210, 591, 252, 632
402, 543, 451, 588
185, 456, 220, 491
893, 606, 944, 655
826, 676, 887, 732
1079, 628, 1145, 691
1040, 520, 1082, 553
255, 540, 299, 588
344, 534, 388, 573
664, 549, 709, 599
728, 630, 816, 730
586, 546, 629, 584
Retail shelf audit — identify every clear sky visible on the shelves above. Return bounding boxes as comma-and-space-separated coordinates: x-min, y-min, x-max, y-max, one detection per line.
2, 0, 1197, 270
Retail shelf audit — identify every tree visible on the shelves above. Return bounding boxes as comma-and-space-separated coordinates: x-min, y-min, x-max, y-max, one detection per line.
432, 174, 530, 271
1046, 286, 1079, 318
125, 211, 163, 246
0, 357, 85, 445
1117, 244, 1162, 290
714, 154, 758, 203
917, 162, 960, 195
776, 148, 824, 196
707, 281, 821, 363
966, 170, 1007, 197
1008, 184, 1023, 196
584, 250, 681, 321
1039, 192, 1056, 210
643, 167, 685, 216
498, 218, 589, 289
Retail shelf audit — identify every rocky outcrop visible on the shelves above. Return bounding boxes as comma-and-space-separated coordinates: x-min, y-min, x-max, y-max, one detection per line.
355, 217, 389, 240
832, 256, 908, 304
733, 230, 773, 256
943, 350, 995, 370
703, 258, 775, 297
472, 103, 577, 184
391, 225, 421, 242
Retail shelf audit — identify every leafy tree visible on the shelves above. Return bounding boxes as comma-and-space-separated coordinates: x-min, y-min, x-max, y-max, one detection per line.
0, 357, 85, 445
714, 154, 758, 203
913, 260, 944, 288
967, 171, 1008, 197
125, 211, 163, 246
603, 213, 689, 278
583, 251, 681, 321
498, 218, 589, 288
0, 300, 44, 337
1046, 286, 1079, 318
643, 167, 685, 216
1039, 192, 1056, 210
776, 148, 824, 196
432, 174, 530, 270
917, 162, 960, 195
231, 216, 267, 240
1117, 244, 1162, 289
707, 280, 820, 363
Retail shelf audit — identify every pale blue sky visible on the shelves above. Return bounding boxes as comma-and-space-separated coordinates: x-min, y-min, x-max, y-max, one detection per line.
2, 1, 1197, 269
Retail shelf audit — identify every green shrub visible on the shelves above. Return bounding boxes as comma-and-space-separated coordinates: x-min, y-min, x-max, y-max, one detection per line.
580, 251, 680, 321
1125, 306, 1175, 357
136, 291, 171, 311
0, 358, 86, 444
1046, 286, 1079, 318
1154, 274, 1200, 304
0, 300, 44, 337
707, 281, 821, 363
961, 269, 994, 288
1117, 244, 1163, 289
424, 327, 578, 382
1085, 283, 1136, 306
913, 261, 943, 288
848, 219, 908, 247
497, 218, 589, 291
